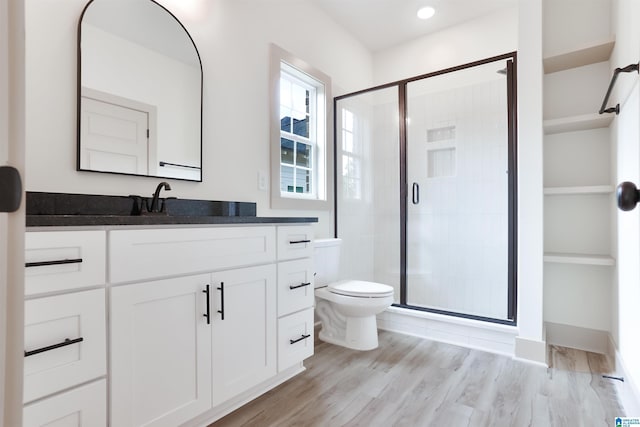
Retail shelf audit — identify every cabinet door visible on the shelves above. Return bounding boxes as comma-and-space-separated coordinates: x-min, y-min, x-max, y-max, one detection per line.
212, 264, 276, 406
111, 275, 212, 427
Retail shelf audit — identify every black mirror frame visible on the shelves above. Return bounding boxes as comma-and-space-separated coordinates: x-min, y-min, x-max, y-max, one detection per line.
76, 0, 204, 182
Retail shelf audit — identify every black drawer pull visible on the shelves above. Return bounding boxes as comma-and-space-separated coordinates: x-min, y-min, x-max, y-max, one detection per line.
25, 258, 83, 268
217, 282, 225, 320
290, 334, 311, 345
203, 285, 211, 325
289, 282, 311, 290
289, 240, 311, 244
24, 337, 84, 357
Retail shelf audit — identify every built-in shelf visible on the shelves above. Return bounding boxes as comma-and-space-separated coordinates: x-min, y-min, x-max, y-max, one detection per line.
543, 113, 614, 135
544, 185, 614, 195
544, 252, 615, 266
543, 36, 615, 74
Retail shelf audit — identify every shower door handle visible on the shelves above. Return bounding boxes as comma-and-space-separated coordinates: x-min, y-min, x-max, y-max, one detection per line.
412, 182, 419, 204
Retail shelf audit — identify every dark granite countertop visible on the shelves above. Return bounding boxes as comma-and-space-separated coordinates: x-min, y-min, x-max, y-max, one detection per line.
26, 192, 317, 227
27, 215, 318, 227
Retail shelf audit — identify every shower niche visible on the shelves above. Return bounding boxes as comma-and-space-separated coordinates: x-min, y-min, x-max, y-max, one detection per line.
335, 53, 517, 324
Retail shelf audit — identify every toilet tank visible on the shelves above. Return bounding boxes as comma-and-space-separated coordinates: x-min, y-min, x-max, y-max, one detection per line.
313, 238, 342, 288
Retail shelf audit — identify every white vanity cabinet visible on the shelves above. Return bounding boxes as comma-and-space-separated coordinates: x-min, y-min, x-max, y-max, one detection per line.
25, 223, 314, 427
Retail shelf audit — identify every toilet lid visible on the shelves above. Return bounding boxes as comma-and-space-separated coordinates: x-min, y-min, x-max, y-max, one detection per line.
328, 280, 394, 298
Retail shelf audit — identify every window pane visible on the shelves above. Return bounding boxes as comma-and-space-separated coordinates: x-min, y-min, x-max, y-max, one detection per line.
296, 168, 311, 194
292, 83, 307, 116
280, 108, 292, 133
280, 79, 292, 108
281, 165, 294, 192
342, 130, 353, 153
281, 138, 294, 164
296, 143, 312, 167
343, 109, 354, 132
293, 117, 309, 138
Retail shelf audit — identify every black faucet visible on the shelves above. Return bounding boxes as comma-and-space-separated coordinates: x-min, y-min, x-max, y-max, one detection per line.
147, 181, 172, 213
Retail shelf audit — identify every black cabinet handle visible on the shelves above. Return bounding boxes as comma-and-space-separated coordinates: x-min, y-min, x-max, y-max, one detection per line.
617, 181, 640, 211
289, 240, 311, 244
25, 258, 83, 268
289, 282, 311, 290
24, 337, 84, 357
203, 285, 210, 324
290, 334, 311, 345
217, 282, 225, 320
412, 182, 419, 205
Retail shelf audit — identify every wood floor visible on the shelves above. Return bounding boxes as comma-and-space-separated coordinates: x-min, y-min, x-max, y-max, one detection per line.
211, 331, 625, 426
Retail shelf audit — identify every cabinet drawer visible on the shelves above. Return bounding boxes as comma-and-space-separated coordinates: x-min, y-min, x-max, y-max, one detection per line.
278, 258, 314, 317
110, 226, 276, 283
278, 308, 314, 372
24, 289, 106, 403
277, 226, 313, 261
23, 379, 106, 427
25, 230, 106, 296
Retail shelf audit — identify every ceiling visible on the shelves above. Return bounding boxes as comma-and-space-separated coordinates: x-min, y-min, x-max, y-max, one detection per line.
310, 0, 517, 52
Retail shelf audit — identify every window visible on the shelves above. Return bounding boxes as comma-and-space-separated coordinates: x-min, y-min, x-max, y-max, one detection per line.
341, 109, 362, 200
280, 68, 315, 196
270, 44, 332, 210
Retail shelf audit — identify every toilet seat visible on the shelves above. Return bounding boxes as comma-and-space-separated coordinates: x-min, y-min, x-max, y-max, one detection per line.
328, 280, 394, 298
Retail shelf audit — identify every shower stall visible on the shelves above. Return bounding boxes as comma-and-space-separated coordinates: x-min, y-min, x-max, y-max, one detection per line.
335, 53, 517, 324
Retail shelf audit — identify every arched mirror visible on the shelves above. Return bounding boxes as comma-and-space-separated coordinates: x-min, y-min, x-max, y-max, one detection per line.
78, 0, 202, 181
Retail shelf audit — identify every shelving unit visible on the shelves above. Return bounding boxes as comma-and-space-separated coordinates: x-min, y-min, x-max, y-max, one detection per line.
543, 36, 615, 74
543, 185, 614, 195
543, 252, 615, 267
542, 0, 615, 354
543, 113, 614, 135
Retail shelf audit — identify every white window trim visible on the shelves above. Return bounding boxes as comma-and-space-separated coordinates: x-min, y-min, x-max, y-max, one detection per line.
269, 43, 333, 211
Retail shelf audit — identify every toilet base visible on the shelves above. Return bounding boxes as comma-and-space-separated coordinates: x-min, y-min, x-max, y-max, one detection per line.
318, 316, 379, 351
315, 298, 381, 351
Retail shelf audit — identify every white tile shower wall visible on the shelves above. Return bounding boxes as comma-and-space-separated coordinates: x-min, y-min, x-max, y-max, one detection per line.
406, 79, 508, 319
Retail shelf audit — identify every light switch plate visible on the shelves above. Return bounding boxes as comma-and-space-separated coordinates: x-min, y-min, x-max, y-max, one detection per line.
258, 170, 268, 191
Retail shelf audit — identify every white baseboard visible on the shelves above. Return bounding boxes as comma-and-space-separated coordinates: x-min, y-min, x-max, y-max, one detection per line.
377, 306, 518, 357
609, 335, 640, 416
545, 322, 609, 354
514, 336, 547, 366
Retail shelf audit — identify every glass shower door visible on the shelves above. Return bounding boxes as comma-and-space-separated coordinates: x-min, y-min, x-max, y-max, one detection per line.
405, 58, 515, 321
335, 86, 401, 303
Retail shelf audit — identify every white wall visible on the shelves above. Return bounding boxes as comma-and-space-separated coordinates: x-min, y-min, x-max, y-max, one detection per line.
24, 0, 373, 238
372, 7, 518, 85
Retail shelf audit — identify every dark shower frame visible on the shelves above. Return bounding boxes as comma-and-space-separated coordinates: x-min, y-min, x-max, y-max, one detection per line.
333, 52, 518, 326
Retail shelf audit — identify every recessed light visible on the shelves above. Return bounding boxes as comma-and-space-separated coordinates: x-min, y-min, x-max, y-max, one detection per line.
417, 6, 435, 20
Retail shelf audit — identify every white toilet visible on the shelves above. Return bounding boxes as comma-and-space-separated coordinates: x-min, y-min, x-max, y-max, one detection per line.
314, 238, 394, 351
